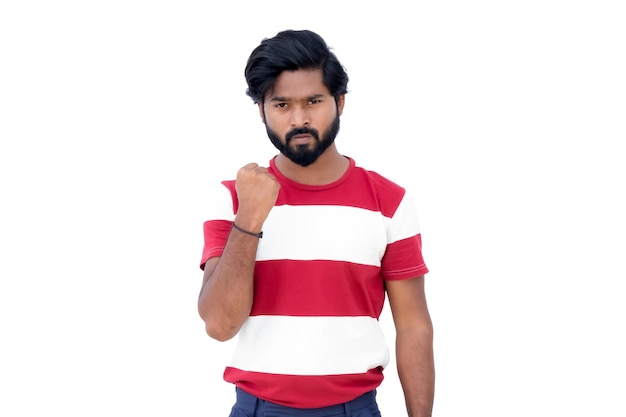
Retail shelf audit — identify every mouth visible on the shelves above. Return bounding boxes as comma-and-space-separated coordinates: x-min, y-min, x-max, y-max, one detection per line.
289, 134, 313, 144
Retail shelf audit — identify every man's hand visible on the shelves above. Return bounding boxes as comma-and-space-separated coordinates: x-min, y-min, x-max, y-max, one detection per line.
234, 163, 280, 231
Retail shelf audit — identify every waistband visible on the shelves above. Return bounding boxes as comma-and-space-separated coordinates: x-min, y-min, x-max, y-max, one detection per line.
234, 387, 378, 416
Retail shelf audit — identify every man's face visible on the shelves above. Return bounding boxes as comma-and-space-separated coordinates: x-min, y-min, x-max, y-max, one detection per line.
260, 69, 344, 167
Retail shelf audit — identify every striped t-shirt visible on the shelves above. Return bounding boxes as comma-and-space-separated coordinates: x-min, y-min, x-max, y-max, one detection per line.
200, 157, 428, 408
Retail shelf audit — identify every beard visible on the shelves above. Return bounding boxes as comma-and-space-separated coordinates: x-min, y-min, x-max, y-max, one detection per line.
265, 113, 340, 167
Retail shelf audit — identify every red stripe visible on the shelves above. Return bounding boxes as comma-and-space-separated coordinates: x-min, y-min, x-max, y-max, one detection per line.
251, 260, 385, 317
224, 366, 383, 408
269, 160, 406, 217
381, 235, 429, 279
200, 219, 231, 269
219, 163, 406, 217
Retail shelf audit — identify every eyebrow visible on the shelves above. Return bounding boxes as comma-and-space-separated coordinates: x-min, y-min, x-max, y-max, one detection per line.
269, 94, 327, 102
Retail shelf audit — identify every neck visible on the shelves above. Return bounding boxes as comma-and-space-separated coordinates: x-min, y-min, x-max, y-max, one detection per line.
275, 144, 349, 185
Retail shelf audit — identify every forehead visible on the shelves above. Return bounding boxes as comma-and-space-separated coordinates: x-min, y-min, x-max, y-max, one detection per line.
266, 68, 331, 100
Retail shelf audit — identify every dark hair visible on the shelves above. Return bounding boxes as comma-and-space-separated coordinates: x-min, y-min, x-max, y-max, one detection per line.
244, 29, 349, 104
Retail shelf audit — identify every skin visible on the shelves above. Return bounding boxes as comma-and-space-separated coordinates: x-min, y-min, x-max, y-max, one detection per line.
197, 68, 434, 416
387, 277, 435, 417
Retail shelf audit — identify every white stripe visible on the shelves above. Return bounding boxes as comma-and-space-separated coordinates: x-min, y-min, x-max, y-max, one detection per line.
387, 193, 422, 242
204, 189, 422, 264
230, 315, 390, 375
205, 182, 235, 220
258, 205, 389, 265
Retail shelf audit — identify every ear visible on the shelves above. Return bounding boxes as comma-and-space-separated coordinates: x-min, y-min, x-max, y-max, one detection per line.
336, 94, 345, 116
257, 103, 265, 123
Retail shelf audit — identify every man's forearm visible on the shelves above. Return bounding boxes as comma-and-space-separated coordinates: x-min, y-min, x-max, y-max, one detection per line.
197, 229, 259, 341
396, 328, 435, 417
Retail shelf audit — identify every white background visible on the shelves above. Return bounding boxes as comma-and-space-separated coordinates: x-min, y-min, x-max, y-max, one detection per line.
1, 1, 625, 416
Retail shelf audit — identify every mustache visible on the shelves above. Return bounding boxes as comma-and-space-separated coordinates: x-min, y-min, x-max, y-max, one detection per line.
286, 127, 319, 142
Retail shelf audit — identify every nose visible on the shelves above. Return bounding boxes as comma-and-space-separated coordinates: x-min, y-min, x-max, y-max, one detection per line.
290, 105, 310, 127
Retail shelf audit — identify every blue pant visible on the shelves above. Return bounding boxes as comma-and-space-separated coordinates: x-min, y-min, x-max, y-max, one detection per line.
228, 387, 382, 417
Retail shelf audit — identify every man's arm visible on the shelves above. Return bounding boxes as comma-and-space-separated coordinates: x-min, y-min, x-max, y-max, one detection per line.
386, 276, 435, 417
197, 163, 279, 341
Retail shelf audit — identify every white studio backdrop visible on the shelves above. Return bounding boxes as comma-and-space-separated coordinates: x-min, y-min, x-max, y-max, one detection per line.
1, 1, 625, 416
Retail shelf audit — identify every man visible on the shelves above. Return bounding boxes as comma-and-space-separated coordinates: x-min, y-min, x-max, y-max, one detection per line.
198, 29, 434, 417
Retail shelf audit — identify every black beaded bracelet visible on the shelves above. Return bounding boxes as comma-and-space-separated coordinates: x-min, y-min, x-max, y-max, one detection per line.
232, 222, 263, 238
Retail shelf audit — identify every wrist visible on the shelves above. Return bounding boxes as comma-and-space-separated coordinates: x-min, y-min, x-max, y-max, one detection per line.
233, 214, 264, 233
231, 222, 263, 238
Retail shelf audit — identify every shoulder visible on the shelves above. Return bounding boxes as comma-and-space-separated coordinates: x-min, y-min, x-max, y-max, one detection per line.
357, 167, 404, 192
201, 179, 238, 218
349, 158, 405, 191
350, 163, 407, 216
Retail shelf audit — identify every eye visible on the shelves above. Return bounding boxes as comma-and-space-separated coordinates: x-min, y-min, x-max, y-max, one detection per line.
308, 98, 321, 105
274, 102, 288, 108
